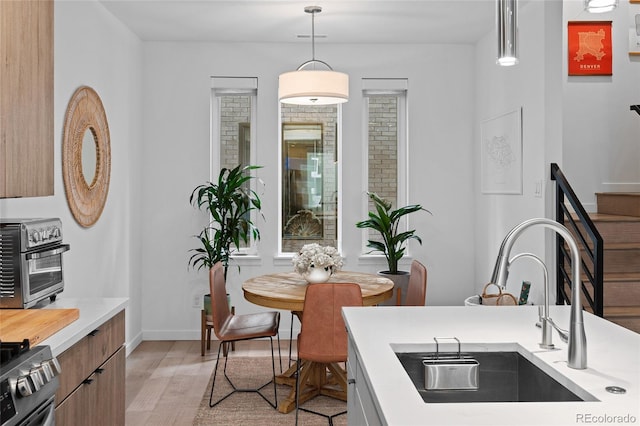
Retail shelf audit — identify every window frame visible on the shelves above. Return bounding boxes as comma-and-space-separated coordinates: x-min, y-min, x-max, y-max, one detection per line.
210, 76, 259, 256
360, 78, 409, 257
277, 103, 343, 257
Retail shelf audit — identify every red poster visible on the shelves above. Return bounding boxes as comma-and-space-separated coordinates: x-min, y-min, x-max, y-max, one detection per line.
568, 21, 612, 76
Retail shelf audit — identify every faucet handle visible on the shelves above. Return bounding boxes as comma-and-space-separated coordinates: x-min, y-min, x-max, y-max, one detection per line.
547, 317, 569, 343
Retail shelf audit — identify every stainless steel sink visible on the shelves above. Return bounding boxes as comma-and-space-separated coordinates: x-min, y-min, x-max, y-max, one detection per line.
395, 350, 596, 403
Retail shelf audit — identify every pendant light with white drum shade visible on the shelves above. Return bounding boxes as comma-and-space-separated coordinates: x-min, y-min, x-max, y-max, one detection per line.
278, 6, 349, 105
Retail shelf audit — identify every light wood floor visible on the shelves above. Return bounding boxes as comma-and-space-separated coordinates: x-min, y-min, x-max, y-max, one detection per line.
125, 339, 295, 425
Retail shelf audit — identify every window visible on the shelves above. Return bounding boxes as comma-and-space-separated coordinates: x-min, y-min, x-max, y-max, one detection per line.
362, 78, 408, 251
211, 77, 258, 252
280, 104, 340, 254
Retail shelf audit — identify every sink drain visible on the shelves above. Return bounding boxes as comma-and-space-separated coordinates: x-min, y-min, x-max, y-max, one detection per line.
605, 386, 626, 394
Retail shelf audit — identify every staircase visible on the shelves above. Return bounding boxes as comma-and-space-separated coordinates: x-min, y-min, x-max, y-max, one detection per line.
551, 165, 640, 333
588, 193, 640, 333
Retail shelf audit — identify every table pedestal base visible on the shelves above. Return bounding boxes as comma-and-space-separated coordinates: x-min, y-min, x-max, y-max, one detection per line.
275, 360, 347, 414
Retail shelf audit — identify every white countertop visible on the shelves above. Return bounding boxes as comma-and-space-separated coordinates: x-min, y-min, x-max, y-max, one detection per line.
39, 298, 128, 356
343, 305, 640, 426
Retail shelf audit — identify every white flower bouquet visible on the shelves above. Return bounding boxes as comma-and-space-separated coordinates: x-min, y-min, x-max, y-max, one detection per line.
292, 243, 344, 275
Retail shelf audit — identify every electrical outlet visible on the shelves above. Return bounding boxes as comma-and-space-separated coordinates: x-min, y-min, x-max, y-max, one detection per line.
192, 294, 201, 308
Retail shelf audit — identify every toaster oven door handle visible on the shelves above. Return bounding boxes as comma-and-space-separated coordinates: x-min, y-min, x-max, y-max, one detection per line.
26, 244, 71, 260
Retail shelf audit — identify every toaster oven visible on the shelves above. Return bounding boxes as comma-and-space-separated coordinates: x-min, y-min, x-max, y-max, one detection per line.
0, 218, 70, 308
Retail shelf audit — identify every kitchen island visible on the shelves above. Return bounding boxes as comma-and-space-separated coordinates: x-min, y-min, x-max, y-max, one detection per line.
343, 305, 639, 426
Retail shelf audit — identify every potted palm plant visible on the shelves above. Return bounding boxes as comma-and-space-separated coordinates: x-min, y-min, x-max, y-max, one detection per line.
189, 164, 263, 279
356, 191, 429, 304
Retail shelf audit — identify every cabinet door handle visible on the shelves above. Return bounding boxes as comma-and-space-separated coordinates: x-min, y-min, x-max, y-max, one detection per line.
95, 368, 104, 375
348, 379, 355, 385
83, 378, 94, 385
88, 329, 100, 337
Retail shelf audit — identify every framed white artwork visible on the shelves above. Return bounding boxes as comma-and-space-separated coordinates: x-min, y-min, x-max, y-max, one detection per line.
480, 108, 523, 195
630, 0, 640, 55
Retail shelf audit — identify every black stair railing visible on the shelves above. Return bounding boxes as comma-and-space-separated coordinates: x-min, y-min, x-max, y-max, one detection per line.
550, 163, 604, 317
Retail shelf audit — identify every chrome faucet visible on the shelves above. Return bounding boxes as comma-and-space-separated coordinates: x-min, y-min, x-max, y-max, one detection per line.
490, 218, 587, 369
508, 252, 568, 349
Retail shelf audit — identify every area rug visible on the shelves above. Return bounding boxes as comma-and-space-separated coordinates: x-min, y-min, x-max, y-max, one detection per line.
194, 357, 347, 425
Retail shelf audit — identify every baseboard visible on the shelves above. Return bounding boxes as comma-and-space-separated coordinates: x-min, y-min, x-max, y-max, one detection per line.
601, 182, 640, 192
141, 327, 299, 341
125, 331, 143, 356
564, 201, 597, 213
142, 330, 202, 340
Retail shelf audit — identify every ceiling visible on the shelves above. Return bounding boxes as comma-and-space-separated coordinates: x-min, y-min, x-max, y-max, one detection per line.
98, 0, 504, 44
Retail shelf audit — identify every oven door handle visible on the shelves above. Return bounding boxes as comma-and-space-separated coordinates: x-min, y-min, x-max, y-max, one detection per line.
26, 244, 71, 260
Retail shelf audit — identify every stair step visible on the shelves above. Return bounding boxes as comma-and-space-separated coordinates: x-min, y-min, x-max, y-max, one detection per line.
604, 307, 640, 333
603, 242, 640, 250
565, 205, 640, 334
603, 273, 640, 307
571, 213, 640, 244
601, 245, 640, 273
586, 213, 640, 223
605, 306, 640, 316
604, 272, 640, 283
574, 243, 640, 273
596, 192, 640, 217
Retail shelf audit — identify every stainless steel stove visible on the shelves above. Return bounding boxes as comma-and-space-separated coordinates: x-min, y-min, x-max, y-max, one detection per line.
0, 341, 60, 426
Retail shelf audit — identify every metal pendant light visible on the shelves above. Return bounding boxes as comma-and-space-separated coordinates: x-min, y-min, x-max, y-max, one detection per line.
496, 0, 518, 66
278, 6, 349, 105
584, 0, 618, 13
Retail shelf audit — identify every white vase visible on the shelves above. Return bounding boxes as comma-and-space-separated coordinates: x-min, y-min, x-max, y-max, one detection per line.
303, 265, 332, 284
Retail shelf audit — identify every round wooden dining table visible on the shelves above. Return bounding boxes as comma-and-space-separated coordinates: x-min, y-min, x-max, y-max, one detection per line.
242, 270, 394, 311
242, 270, 394, 414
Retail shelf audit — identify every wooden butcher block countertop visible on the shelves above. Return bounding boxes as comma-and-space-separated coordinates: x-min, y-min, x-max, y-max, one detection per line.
0, 308, 80, 346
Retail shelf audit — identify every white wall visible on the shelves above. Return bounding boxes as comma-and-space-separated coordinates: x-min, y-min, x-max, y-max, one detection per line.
473, 1, 564, 305
140, 42, 477, 339
5, 0, 634, 349
562, 0, 640, 211
473, 0, 638, 305
0, 0, 143, 354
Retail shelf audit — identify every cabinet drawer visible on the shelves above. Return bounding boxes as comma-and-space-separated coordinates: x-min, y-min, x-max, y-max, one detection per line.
55, 346, 125, 426
55, 310, 125, 403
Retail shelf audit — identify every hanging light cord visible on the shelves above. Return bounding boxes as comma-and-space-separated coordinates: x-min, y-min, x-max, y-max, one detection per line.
297, 6, 333, 71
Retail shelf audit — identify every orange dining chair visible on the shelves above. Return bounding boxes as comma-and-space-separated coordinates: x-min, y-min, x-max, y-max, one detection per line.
397, 260, 428, 306
287, 311, 303, 368
201, 296, 234, 357
295, 283, 363, 425
208, 262, 282, 408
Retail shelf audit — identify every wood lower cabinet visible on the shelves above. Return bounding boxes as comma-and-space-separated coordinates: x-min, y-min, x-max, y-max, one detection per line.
0, 0, 54, 198
55, 310, 125, 425
55, 347, 125, 426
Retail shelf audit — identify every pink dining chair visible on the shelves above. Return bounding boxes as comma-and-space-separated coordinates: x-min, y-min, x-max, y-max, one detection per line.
295, 282, 363, 425
208, 262, 282, 409
398, 260, 428, 306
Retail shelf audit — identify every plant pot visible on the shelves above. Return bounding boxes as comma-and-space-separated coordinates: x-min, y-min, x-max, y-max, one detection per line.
203, 293, 232, 314
378, 270, 410, 306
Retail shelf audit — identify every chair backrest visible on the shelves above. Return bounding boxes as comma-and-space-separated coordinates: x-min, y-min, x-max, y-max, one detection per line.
298, 283, 363, 363
405, 260, 427, 306
209, 262, 232, 339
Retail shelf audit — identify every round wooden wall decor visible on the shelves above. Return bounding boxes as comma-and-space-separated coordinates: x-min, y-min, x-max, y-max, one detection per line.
62, 86, 111, 227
